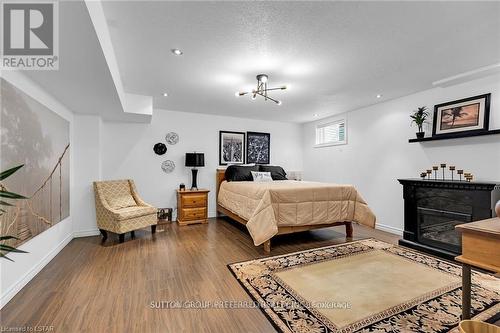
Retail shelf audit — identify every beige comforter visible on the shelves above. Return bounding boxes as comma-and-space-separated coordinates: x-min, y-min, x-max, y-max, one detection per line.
217, 180, 376, 245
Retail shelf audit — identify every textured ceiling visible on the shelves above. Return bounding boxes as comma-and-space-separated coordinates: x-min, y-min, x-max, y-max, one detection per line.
22, 1, 124, 120
101, 1, 500, 122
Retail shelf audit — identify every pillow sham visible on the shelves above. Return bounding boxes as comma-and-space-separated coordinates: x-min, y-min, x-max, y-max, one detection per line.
225, 165, 259, 182
259, 165, 287, 180
251, 171, 273, 182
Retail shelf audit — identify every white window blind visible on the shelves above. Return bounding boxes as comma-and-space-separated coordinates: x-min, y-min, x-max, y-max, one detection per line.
315, 119, 347, 147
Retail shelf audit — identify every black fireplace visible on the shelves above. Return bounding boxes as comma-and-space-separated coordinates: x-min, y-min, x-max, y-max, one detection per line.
398, 179, 499, 259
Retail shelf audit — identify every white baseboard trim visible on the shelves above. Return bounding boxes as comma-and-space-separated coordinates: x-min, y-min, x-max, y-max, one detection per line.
0, 232, 73, 309
376, 223, 404, 236
73, 229, 100, 238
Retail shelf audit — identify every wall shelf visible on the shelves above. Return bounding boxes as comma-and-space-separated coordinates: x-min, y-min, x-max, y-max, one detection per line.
408, 129, 500, 143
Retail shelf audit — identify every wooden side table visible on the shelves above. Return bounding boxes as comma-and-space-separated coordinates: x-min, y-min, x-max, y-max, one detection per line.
455, 217, 500, 320
176, 189, 209, 226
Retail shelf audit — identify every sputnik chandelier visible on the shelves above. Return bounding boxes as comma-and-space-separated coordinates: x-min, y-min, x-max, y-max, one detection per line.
235, 74, 287, 105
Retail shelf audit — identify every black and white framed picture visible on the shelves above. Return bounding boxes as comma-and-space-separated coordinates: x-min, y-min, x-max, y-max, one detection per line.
219, 131, 245, 165
432, 93, 490, 137
246, 132, 270, 164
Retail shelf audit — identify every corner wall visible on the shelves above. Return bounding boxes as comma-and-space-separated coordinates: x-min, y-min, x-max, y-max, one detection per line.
72, 115, 102, 237
302, 74, 500, 235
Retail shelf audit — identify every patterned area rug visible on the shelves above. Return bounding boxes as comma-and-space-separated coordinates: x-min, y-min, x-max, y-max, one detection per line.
228, 239, 500, 333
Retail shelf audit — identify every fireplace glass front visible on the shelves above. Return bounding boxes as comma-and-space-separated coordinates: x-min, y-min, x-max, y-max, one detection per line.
417, 207, 472, 254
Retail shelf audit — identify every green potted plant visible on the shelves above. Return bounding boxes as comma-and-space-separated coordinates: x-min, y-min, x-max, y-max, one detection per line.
1, 165, 28, 261
410, 106, 429, 139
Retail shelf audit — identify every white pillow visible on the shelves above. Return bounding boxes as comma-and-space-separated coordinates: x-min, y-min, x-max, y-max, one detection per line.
251, 171, 273, 182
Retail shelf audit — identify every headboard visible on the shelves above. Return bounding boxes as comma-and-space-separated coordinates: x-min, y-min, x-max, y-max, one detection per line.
216, 169, 226, 199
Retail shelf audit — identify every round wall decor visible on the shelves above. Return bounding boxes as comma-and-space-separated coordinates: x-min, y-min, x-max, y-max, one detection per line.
165, 132, 179, 145
153, 143, 167, 155
161, 160, 176, 173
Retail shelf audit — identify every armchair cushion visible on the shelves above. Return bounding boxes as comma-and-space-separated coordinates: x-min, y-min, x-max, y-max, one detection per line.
106, 193, 137, 209
112, 206, 157, 221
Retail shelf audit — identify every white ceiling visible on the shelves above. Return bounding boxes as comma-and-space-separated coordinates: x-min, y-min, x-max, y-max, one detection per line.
22, 1, 146, 122
100, 1, 500, 123
17, 1, 500, 124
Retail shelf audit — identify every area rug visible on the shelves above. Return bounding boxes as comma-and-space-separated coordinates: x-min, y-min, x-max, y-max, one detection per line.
228, 239, 500, 333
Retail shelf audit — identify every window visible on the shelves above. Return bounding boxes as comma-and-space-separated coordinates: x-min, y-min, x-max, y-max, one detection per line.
315, 119, 347, 147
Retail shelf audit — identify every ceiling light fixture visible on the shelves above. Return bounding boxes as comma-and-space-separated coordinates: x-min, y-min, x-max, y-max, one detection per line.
235, 74, 286, 105
171, 48, 183, 56
313, 113, 319, 117
163, 92, 168, 97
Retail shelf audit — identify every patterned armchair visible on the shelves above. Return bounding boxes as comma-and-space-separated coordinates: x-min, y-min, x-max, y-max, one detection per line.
93, 179, 157, 243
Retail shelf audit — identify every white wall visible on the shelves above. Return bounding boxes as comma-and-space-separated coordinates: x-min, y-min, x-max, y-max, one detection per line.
99, 109, 303, 218
0, 72, 75, 308
72, 115, 102, 237
302, 74, 500, 235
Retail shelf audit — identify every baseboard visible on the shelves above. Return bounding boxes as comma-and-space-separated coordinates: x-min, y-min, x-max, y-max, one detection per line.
376, 223, 404, 236
0, 232, 73, 309
73, 229, 100, 238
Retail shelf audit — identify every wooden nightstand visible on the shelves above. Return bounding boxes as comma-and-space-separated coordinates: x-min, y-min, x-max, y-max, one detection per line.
176, 189, 209, 226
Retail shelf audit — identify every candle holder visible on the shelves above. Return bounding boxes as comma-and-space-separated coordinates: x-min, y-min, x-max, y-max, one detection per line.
457, 169, 463, 181
440, 163, 446, 180
426, 169, 432, 180
449, 166, 455, 181
432, 166, 438, 180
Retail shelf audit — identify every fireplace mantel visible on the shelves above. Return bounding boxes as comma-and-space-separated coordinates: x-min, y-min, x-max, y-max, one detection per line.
398, 178, 500, 259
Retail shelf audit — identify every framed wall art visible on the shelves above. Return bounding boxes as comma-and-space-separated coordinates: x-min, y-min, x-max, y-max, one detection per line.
219, 131, 245, 165
246, 132, 270, 164
432, 94, 490, 137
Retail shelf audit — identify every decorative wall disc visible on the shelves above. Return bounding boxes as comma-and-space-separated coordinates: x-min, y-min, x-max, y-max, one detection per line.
165, 132, 179, 145
153, 142, 167, 155
161, 160, 175, 173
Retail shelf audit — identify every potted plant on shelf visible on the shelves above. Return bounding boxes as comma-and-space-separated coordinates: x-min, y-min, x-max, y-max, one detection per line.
410, 106, 429, 139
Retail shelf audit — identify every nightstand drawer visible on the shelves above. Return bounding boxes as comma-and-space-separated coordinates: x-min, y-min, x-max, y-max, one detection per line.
180, 207, 207, 220
181, 194, 207, 208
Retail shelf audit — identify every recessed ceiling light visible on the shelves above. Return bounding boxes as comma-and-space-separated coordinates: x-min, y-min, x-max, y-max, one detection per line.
376, 94, 382, 99
171, 48, 183, 56
163, 92, 168, 97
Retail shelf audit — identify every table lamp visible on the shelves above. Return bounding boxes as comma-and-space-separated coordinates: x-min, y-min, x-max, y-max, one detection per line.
185, 152, 205, 190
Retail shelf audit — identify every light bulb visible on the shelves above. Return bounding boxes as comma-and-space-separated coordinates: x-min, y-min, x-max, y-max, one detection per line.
235, 92, 240, 97
171, 49, 183, 56
277, 101, 282, 105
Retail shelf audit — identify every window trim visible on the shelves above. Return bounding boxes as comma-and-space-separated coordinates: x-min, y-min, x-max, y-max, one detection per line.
313, 118, 347, 148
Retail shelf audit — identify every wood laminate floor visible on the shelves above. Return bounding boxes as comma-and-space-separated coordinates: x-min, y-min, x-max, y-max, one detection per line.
0, 218, 399, 333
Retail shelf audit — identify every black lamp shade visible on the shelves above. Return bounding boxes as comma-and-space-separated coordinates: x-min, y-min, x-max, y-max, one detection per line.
185, 153, 205, 167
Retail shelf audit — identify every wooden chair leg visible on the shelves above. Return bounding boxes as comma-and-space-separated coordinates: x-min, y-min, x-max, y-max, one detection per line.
99, 229, 108, 242
263, 240, 271, 253
130, 230, 135, 239
345, 222, 353, 238
151, 225, 157, 234
118, 234, 125, 243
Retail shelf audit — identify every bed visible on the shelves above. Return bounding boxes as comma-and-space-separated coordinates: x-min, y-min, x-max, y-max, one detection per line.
216, 168, 376, 252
